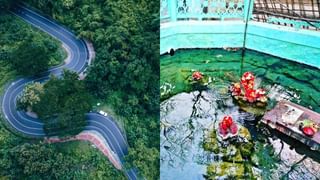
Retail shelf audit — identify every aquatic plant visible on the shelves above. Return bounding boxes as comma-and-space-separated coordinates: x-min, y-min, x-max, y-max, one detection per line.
203, 123, 256, 179
160, 82, 176, 99
229, 72, 269, 116
251, 142, 279, 179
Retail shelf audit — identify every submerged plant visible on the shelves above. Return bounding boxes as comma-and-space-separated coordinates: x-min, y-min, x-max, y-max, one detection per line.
203, 121, 257, 179
160, 82, 175, 99
251, 142, 279, 179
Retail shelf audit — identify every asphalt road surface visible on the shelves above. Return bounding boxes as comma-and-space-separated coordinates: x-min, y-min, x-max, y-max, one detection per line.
1, 4, 138, 180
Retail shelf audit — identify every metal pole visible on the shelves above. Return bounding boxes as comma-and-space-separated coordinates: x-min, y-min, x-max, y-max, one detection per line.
240, 0, 254, 76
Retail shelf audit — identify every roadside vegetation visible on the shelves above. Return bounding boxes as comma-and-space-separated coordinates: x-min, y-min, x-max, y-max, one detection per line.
0, 9, 65, 91
18, 70, 93, 136
0, 4, 124, 180
0, 12, 66, 76
25, 0, 160, 179
0, 124, 126, 179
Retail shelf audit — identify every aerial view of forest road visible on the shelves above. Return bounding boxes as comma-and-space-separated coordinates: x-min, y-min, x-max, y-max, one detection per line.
0, 1, 159, 180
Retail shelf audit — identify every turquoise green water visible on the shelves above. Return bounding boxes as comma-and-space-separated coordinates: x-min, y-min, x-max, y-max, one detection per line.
160, 49, 320, 113
160, 49, 320, 180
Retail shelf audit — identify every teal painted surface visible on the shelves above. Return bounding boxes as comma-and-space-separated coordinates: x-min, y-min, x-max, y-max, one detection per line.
246, 33, 320, 67
160, 0, 170, 20
160, 21, 320, 68
161, 0, 250, 21
267, 17, 320, 30
247, 22, 320, 49
169, 0, 177, 21
244, 0, 254, 21
161, 0, 320, 31
161, 22, 245, 52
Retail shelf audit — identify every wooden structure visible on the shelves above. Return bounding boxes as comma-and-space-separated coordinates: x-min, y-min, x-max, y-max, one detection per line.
254, 0, 320, 30
262, 100, 320, 151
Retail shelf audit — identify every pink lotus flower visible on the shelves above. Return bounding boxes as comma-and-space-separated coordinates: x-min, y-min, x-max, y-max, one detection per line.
230, 123, 238, 135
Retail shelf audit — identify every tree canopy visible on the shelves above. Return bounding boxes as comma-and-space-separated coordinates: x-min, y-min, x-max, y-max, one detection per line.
25, 0, 160, 178
0, 13, 65, 77
17, 82, 44, 111
31, 70, 93, 136
12, 37, 51, 76
0, 125, 126, 179
7, 0, 160, 178
0, 0, 15, 10
0, 8, 126, 180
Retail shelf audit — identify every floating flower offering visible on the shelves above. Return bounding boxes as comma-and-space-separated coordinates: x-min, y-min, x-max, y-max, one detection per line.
218, 115, 238, 139
230, 72, 268, 106
192, 71, 203, 81
189, 70, 212, 89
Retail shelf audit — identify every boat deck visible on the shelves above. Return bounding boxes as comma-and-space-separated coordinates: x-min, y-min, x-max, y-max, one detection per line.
262, 100, 320, 151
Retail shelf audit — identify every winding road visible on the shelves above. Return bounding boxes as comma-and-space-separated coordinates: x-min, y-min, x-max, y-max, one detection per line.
1, 4, 138, 180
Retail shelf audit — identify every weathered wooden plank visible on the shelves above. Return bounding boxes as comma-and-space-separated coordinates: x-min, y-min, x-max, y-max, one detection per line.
262, 100, 320, 151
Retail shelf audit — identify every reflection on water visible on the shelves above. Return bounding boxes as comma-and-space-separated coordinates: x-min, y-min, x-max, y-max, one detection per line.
160, 49, 320, 179
160, 87, 320, 179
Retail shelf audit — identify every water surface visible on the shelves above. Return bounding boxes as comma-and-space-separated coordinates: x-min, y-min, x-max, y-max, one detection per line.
160, 49, 320, 180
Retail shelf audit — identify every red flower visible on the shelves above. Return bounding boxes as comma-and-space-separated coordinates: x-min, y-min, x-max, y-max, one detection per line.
223, 115, 233, 127
219, 126, 228, 136
256, 88, 266, 98
233, 72, 268, 104
245, 89, 257, 103
241, 72, 255, 91
192, 71, 203, 81
219, 116, 238, 137
230, 123, 238, 134
242, 72, 255, 81
231, 83, 242, 96
220, 121, 229, 131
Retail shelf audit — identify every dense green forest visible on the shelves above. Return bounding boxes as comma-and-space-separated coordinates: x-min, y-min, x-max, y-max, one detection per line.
0, 8, 125, 179
0, 125, 126, 179
18, 70, 93, 136
1, 0, 159, 179
0, 11, 65, 76
25, 0, 160, 179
